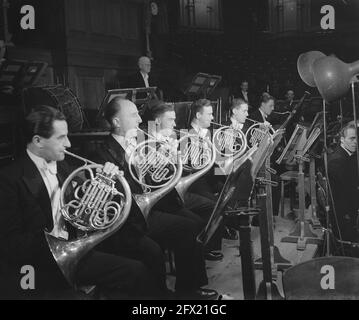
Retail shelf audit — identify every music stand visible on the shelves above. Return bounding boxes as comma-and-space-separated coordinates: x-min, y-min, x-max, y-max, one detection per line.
0, 59, 47, 89
185, 73, 221, 99
280, 124, 322, 250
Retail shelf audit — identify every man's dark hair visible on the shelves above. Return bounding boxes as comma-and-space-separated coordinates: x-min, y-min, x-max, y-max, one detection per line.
104, 97, 125, 128
189, 99, 211, 122
24, 105, 66, 144
260, 92, 275, 104
151, 101, 175, 120
340, 122, 357, 138
231, 98, 247, 112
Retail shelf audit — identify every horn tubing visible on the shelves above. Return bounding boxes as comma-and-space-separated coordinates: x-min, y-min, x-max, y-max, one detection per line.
64, 150, 97, 165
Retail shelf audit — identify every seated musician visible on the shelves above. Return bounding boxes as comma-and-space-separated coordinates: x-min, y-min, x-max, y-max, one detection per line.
0, 106, 159, 299
226, 98, 250, 133
187, 99, 253, 232
222, 99, 255, 209
149, 101, 224, 261
94, 97, 218, 299
187, 99, 222, 201
328, 123, 359, 247
247, 93, 281, 217
247, 92, 275, 126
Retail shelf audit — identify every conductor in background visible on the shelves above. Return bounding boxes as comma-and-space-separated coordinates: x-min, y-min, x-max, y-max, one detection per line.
126, 56, 163, 100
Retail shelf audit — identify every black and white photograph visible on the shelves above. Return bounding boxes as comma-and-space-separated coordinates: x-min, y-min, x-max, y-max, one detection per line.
0, 0, 359, 303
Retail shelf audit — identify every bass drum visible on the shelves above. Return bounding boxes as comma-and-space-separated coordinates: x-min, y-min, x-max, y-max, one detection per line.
23, 85, 84, 132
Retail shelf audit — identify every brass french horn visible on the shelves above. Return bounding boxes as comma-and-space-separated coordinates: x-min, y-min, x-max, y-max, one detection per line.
45, 150, 132, 287
128, 130, 183, 220
175, 132, 216, 202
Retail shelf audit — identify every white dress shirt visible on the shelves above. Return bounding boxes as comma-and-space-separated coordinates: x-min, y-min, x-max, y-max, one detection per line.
230, 117, 244, 131
112, 133, 137, 160
27, 149, 68, 240
242, 91, 248, 102
259, 108, 268, 122
140, 71, 149, 88
340, 143, 354, 157
190, 122, 211, 139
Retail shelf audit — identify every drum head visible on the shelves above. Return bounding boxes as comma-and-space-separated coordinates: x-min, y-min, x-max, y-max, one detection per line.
23, 85, 84, 132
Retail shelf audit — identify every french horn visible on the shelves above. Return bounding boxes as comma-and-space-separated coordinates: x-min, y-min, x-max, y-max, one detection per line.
176, 132, 216, 202
128, 130, 183, 220
45, 150, 132, 287
211, 121, 248, 175
245, 119, 275, 149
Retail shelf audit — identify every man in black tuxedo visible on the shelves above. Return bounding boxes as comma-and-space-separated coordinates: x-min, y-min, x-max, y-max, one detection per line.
95, 97, 218, 299
236, 80, 255, 112
126, 56, 163, 100
246, 93, 282, 218
218, 98, 254, 209
247, 92, 274, 126
328, 123, 359, 245
0, 106, 157, 299
149, 101, 224, 261
187, 99, 221, 201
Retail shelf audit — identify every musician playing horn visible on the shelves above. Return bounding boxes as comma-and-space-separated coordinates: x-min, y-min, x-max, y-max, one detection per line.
247, 92, 274, 126
222, 99, 255, 210
149, 101, 224, 261
228, 98, 250, 133
0, 106, 158, 299
95, 97, 218, 299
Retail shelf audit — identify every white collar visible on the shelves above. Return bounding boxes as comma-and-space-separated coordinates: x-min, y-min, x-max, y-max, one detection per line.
230, 117, 244, 131
111, 133, 137, 150
340, 144, 354, 157
140, 71, 149, 79
190, 122, 209, 138
27, 149, 57, 175
259, 108, 268, 121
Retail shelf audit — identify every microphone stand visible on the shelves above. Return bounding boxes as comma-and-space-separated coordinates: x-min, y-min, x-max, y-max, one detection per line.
322, 99, 332, 256
350, 81, 359, 227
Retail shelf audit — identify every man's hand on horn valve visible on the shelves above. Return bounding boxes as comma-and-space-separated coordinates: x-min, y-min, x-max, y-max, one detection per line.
101, 162, 120, 179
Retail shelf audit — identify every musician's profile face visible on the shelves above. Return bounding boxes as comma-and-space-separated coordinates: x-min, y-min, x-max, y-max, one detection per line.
261, 99, 274, 116
36, 120, 71, 162
286, 90, 294, 101
157, 111, 176, 136
341, 128, 357, 153
197, 106, 213, 129
241, 82, 248, 92
233, 103, 248, 124
114, 101, 142, 137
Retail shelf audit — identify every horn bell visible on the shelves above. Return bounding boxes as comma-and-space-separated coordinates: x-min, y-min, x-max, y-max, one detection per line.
313, 56, 359, 102
297, 51, 326, 87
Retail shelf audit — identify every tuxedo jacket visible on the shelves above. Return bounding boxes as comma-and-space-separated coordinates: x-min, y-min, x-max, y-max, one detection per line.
126, 71, 157, 89
125, 71, 161, 100
328, 147, 359, 222
222, 118, 251, 135
235, 91, 256, 111
0, 153, 75, 290
93, 135, 183, 230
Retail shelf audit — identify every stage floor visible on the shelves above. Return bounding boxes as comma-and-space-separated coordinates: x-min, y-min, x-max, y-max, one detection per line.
167, 202, 323, 300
